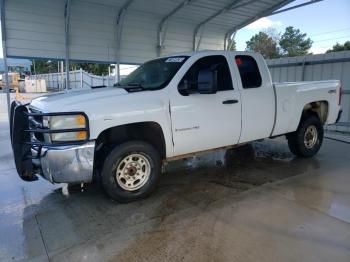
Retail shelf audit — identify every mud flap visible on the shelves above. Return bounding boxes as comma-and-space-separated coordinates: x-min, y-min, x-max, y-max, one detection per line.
10, 101, 38, 181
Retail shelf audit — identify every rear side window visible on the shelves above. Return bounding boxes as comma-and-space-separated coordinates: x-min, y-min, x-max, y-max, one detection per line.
235, 55, 262, 88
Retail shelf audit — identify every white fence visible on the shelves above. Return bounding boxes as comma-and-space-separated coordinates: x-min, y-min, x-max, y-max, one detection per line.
267, 50, 350, 133
28, 69, 115, 91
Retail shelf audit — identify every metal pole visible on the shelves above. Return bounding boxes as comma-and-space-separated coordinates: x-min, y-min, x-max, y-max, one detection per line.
64, 0, 71, 91
115, 0, 133, 84
80, 68, 83, 88
193, 0, 244, 51
74, 68, 77, 89
33, 59, 37, 75
157, 0, 196, 56
114, 64, 118, 84
1, 0, 11, 120
117, 63, 120, 83
227, 31, 236, 51
108, 66, 111, 86
301, 56, 307, 81
61, 61, 64, 91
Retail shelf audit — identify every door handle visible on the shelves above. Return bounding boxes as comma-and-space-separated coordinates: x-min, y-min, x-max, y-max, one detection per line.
222, 99, 239, 104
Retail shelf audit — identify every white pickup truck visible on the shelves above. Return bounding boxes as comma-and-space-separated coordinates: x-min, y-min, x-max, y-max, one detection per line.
10, 51, 342, 202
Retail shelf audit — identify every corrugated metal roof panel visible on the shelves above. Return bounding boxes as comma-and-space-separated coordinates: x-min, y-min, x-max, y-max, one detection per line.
3, 0, 292, 63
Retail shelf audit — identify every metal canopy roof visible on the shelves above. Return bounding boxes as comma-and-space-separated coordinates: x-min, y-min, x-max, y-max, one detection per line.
1, 0, 295, 64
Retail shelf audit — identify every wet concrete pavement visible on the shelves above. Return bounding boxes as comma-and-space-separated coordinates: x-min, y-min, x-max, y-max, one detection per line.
0, 110, 350, 262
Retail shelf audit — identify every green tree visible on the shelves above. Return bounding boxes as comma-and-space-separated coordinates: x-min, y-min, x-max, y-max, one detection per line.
31, 60, 110, 75
326, 41, 350, 53
31, 60, 59, 74
246, 32, 280, 59
279, 26, 312, 57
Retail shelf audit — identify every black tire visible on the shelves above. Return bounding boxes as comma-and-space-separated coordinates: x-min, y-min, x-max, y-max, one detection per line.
101, 141, 161, 203
287, 115, 324, 158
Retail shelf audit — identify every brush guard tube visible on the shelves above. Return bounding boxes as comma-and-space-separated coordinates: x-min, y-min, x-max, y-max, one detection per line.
10, 101, 37, 181
10, 101, 94, 183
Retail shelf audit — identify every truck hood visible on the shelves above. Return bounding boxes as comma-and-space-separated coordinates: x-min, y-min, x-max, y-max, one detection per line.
30, 87, 128, 112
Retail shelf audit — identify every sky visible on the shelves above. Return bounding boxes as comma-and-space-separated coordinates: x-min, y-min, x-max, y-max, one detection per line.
236, 0, 350, 53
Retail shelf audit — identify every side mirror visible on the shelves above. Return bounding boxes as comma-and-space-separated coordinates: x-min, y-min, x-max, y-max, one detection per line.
197, 69, 217, 94
178, 80, 190, 96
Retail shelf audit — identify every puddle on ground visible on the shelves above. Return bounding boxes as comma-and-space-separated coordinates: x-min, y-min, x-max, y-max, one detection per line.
161, 139, 314, 191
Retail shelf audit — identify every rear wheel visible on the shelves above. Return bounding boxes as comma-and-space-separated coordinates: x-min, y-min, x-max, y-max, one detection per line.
287, 115, 323, 158
101, 141, 161, 203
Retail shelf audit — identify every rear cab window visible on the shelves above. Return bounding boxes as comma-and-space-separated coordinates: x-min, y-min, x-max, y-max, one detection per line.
235, 55, 262, 89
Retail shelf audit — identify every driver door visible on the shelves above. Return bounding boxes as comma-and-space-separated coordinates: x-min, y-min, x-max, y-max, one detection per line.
170, 55, 242, 156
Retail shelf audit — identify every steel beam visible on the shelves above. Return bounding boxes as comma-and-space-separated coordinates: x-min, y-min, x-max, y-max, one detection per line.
193, 0, 248, 51
0, 0, 11, 120
64, 0, 71, 91
224, 0, 295, 49
271, 0, 323, 15
116, 0, 134, 82
157, 0, 196, 56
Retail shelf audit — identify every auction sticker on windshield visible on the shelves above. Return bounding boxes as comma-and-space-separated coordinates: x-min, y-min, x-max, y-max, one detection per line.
165, 57, 186, 63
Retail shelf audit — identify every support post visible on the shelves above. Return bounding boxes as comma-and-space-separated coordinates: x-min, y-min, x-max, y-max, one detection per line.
60, 61, 64, 91
226, 31, 236, 51
116, 61, 121, 84
1, 0, 11, 120
193, 0, 244, 51
157, 0, 196, 56
80, 68, 83, 88
115, 0, 133, 84
301, 56, 307, 81
108, 66, 111, 86
64, 0, 71, 91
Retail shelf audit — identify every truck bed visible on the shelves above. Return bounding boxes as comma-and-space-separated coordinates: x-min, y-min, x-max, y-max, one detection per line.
271, 80, 341, 136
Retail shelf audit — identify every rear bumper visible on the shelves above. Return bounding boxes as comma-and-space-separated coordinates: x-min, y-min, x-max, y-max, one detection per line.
33, 141, 95, 183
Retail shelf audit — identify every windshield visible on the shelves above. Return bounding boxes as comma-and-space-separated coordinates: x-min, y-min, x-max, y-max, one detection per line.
118, 56, 189, 90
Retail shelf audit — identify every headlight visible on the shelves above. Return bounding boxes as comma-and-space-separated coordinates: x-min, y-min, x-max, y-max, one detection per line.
51, 131, 87, 142
49, 114, 86, 130
47, 114, 88, 142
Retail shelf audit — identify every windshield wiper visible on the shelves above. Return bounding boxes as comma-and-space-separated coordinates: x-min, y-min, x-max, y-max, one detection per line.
115, 82, 146, 92
126, 82, 144, 88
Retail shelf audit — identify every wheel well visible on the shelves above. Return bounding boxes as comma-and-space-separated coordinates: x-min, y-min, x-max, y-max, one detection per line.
301, 101, 328, 124
94, 122, 166, 170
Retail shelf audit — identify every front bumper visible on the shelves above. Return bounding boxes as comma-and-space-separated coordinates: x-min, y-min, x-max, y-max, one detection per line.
33, 141, 95, 183
10, 101, 95, 183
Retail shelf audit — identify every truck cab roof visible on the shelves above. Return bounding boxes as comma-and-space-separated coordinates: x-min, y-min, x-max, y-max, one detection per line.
160, 50, 260, 59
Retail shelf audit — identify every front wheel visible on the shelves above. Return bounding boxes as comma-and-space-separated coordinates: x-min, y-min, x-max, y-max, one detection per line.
101, 141, 161, 203
287, 115, 324, 158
